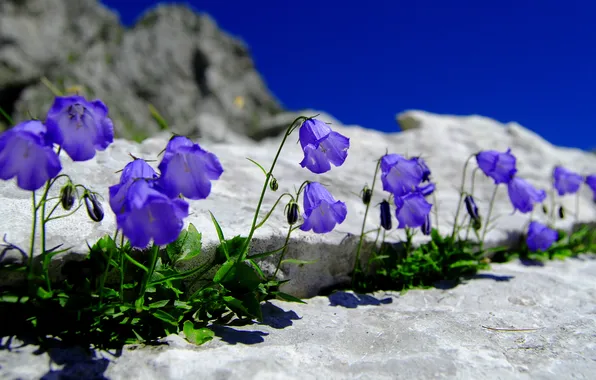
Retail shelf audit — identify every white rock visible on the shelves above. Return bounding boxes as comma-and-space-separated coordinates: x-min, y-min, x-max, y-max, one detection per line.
1, 111, 595, 298
1, 256, 595, 379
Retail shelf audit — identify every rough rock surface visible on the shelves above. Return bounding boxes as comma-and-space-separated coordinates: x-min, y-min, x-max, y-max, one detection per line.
0, 0, 285, 142
0, 110, 595, 298
1, 255, 595, 379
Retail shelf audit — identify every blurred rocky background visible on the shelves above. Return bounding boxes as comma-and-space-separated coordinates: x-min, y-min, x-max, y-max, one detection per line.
0, 0, 302, 143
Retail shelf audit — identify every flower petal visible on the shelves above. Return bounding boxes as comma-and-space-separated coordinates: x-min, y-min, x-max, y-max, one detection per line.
299, 144, 332, 174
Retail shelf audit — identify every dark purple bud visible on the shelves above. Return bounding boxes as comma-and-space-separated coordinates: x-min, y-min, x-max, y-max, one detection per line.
380, 200, 392, 230
84, 192, 104, 222
60, 182, 77, 210
464, 195, 480, 222
269, 177, 279, 192
361, 185, 372, 205
286, 201, 299, 225
558, 206, 565, 219
421, 214, 431, 235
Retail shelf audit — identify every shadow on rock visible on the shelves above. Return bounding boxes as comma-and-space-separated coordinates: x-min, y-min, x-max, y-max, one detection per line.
259, 301, 301, 329
327, 291, 393, 309
471, 273, 515, 282
0, 336, 114, 380
211, 325, 269, 345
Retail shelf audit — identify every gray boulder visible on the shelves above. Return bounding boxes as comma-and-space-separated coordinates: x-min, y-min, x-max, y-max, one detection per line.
0, 0, 285, 142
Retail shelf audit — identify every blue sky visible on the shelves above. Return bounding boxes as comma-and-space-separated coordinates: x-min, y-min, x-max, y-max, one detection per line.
100, 0, 595, 151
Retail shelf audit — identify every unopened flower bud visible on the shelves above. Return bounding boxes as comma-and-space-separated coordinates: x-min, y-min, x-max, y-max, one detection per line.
269, 177, 279, 192
464, 195, 480, 220
286, 201, 299, 225
542, 205, 548, 215
558, 206, 565, 219
422, 214, 431, 236
380, 200, 392, 230
60, 182, 76, 210
361, 185, 372, 205
84, 192, 104, 222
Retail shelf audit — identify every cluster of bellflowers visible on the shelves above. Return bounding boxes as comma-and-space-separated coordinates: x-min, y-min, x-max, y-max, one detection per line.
353, 152, 436, 276
459, 148, 596, 252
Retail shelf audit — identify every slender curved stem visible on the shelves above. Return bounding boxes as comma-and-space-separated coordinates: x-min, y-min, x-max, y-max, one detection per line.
480, 186, 500, 246
352, 157, 382, 283
273, 225, 294, 279
451, 154, 476, 240
254, 192, 293, 230
27, 192, 37, 283
241, 116, 307, 260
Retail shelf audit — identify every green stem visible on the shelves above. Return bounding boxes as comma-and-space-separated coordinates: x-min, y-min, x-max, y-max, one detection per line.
254, 193, 293, 230
405, 228, 413, 256
273, 225, 294, 279
98, 247, 115, 306
135, 244, 159, 307
27, 192, 38, 285
241, 116, 307, 260
480, 186, 500, 247
451, 154, 476, 240
119, 234, 125, 302
352, 157, 382, 283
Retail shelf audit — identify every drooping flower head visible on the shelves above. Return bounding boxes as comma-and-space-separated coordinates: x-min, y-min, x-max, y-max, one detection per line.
0, 120, 61, 191
552, 166, 583, 196
526, 221, 558, 252
300, 182, 347, 234
158, 135, 223, 200
395, 191, 433, 229
585, 175, 596, 202
476, 148, 517, 184
45, 95, 114, 161
380, 154, 424, 197
115, 179, 189, 248
298, 119, 350, 174
507, 177, 547, 213
109, 158, 159, 215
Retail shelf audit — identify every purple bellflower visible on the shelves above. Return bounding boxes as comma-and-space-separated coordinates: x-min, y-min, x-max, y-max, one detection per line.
380, 154, 424, 197
300, 182, 347, 234
115, 179, 189, 248
45, 95, 114, 161
395, 191, 433, 229
552, 166, 583, 196
298, 119, 350, 174
526, 221, 558, 252
585, 175, 596, 202
158, 136, 224, 200
413, 156, 432, 182
476, 149, 517, 184
0, 120, 61, 191
507, 177, 547, 214
109, 159, 159, 216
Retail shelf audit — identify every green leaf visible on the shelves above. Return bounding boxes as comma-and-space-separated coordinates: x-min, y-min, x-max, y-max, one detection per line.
166, 223, 202, 264
218, 262, 263, 293
151, 309, 179, 326
449, 260, 480, 269
272, 291, 307, 304
148, 299, 170, 309
183, 320, 214, 345
213, 260, 235, 284
216, 236, 248, 263
240, 293, 263, 321
209, 211, 228, 259
148, 104, 170, 131
430, 228, 443, 244
36, 287, 53, 300
280, 258, 318, 266
245, 157, 268, 176
223, 295, 251, 316
247, 246, 285, 260
0, 107, 14, 126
